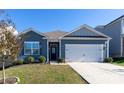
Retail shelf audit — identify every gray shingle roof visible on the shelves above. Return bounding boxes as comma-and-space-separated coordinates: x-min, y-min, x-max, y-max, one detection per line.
44, 30, 68, 42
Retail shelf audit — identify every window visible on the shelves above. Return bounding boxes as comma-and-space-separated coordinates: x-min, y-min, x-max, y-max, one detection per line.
24, 42, 40, 55
52, 47, 56, 54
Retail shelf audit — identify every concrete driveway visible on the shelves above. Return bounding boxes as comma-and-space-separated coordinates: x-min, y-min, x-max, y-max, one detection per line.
68, 62, 124, 84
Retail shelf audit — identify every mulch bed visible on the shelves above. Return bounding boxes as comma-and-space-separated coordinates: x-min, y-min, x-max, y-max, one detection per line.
0, 77, 18, 84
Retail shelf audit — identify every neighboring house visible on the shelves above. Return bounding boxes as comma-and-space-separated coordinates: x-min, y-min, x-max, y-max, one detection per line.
18, 24, 111, 62
95, 15, 124, 57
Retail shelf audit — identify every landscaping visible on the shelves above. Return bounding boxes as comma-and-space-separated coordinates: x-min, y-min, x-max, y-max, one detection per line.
0, 64, 87, 84
103, 57, 124, 67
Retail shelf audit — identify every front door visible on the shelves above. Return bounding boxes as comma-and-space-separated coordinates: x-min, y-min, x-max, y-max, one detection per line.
49, 43, 59, 61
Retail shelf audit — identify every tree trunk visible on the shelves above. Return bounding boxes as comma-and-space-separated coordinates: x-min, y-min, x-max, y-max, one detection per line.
2, 62, 6, 84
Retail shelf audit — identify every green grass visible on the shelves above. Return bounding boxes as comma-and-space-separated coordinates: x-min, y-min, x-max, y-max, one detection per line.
0, 64, 86, 84
113, 62, 124, 66
112, 59, 124, 66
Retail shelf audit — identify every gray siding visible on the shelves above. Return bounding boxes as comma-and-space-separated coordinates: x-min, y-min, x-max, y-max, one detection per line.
96, 20, 122, 57
61, 39, 107, 59
65, 27, 100, 37
19, 31, 47, 60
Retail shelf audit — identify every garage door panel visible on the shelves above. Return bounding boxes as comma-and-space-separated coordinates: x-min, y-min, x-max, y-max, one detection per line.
65, 44, 103, 62
65, 45, 84, 62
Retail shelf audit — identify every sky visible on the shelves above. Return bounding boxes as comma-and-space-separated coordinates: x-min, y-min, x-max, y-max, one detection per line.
4, 9, 124, 32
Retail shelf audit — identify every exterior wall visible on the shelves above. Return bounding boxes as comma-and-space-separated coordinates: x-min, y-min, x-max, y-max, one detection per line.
65, 27, 100, 37
60, 39, 107, 60
96, 20, 122, 57
19, 31, 47, 60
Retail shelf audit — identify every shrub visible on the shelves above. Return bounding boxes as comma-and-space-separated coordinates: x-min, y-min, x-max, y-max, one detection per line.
58, 58, 65, 63
39, 56, 46, 63
27, 56, 35, 63
13, 59, 24, 65
104, 57, 113, 63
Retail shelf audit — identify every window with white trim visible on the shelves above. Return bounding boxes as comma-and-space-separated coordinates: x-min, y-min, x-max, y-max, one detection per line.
24, 41, 40, 55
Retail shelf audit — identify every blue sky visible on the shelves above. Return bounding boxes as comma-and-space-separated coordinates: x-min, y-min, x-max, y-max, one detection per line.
5, 9, 124, 32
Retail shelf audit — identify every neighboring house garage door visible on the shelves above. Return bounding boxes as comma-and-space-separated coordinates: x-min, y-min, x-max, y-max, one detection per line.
65, 44, 104, 62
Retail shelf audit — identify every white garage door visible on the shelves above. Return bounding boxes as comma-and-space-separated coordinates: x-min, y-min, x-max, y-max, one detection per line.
65, 44, 104, 62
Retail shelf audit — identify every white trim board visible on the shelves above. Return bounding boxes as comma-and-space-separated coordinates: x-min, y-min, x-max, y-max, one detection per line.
61, 37, 109, 40
59, 39, 61, 58
121, 19, 124, 56
121, 36, 123, 56
47, 39, 49, 62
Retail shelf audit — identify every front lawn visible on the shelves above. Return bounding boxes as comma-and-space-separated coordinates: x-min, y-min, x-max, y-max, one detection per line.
112, 58, 124, 66
0, 64, 87, 84
113, 62, 124, 66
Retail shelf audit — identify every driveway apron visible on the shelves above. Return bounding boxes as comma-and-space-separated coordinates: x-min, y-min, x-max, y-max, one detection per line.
68, 62, 124, 84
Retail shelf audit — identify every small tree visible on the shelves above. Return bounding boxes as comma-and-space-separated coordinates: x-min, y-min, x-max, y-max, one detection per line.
0, 10, 20, 83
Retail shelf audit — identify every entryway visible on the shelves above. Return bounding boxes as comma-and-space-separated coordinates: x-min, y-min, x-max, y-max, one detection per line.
49, 42, 59, 61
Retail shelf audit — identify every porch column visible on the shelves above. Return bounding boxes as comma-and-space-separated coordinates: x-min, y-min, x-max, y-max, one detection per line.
59, 39, 61, 58
47, 39, 49, 63
106, 39, 110, 58
121, 36, 123, 57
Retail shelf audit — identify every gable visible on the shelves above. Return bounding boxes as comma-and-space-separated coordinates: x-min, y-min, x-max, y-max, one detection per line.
25, 30, 45, 38
20, 30, 46, 41
65, 27, 101, 37
60, 25, 111, 39
18, 28, 48, 39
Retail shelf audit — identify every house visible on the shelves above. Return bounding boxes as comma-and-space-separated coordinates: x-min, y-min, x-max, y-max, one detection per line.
18, 24, 111, 62
95, 15, 124, 57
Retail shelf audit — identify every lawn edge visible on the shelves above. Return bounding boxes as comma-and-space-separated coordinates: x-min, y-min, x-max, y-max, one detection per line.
68, 65, 89, 84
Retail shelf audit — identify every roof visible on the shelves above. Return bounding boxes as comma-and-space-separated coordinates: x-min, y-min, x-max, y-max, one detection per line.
18, 27, 48, 38
59, 24, 111, 39
95, 25, 104, 28
104, 15, 124, 27
44, 30, 68, 42
19, 25, 111, 42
